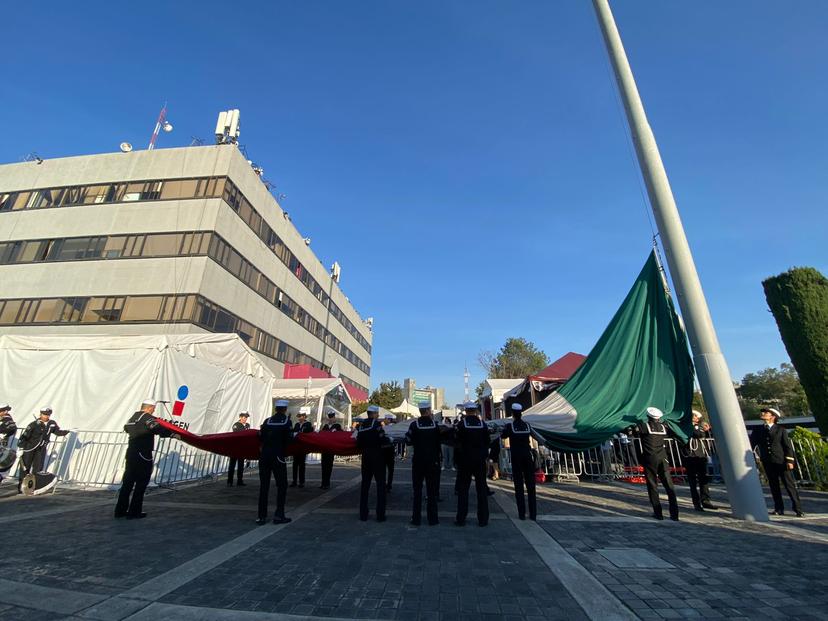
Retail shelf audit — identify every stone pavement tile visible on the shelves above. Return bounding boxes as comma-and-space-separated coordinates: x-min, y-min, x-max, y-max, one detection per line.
0, 605, 68, 621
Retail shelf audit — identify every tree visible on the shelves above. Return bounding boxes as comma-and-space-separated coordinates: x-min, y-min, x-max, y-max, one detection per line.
736, 363, 809, 420
474, 380, 487, 399
478, 337, 550, 379
763, 267, 828, 434
368, 381, 403, 410
351, 401, 368, 416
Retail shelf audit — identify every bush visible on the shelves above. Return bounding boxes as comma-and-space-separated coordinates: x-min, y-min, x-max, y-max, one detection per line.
789, 427, 828, 490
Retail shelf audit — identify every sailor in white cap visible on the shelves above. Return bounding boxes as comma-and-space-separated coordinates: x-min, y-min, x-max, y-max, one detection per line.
454, 401, 490, 526
405, 400, 442, 525
0, 404, 18, 484
381, 413, 397, 493
682, 410, 717, 511
227, 411, 251, 487
290, 406, 314, 488
356, 404, 387, 521
501, 403, 537, 520
628, 407, 679, 521
751, 407, 804, 516
115, 400, 175, 518
319, 409, 343, 490
17, 406, 70, 494
257, 399, 294, 524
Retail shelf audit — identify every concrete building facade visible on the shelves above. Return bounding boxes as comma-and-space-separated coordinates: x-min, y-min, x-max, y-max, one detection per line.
402, 378, 446, 410
0, 145, 372, 397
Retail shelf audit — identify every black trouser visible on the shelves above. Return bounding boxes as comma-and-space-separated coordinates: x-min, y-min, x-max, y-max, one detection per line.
292, 453, 307, 485
456, 459, 489, 525
259, 457, 288, 519
412, 459, 440, 525
19, 446, 47, 489
385, 449, 395, 490
511, 452, 537, 520
685, 456, 710, 508
115, 455, 153, 517
227, 457, 244, 484
643, 456, 678, 519
764, 461, 802, 514
359, 456, 386, 520
321, 453, 334, 487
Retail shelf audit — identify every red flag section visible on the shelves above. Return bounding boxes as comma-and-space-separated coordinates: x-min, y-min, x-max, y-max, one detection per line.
156, 419, 360, 460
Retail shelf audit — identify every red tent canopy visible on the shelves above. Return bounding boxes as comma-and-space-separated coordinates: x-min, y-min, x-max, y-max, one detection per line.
530, 352, 586, 383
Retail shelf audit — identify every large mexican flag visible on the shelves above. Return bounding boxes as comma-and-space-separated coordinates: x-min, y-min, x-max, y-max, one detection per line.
523, 251, 695, 451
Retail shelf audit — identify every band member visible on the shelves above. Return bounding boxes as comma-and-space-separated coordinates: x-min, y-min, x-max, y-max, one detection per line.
355, 405, 387, 522
320, 410, 342, 490
630, 407, 679, 521
258, 400, 293, 525
290, 408, 313, 488
750, 407, 804, 517
0, 404, 17, 484
501, 403, 537, 521
683, 410, 717, 511
382, 414, 396, 492
454, 402, 489, 527
17, 407, 70, 493
227, 412, 251, 487
405, 401, 442, 526
115, 400, 175, 518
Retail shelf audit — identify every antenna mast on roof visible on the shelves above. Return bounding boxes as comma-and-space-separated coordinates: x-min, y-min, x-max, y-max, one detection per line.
215, 109, 241, 145
464, 365, 470, 403
148, 103, 173, 150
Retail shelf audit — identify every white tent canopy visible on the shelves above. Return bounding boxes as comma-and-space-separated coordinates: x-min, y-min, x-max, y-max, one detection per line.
480, 379, 523, 403
391, 398, 422, 417
0, 333, 275, 435
272, 377, 353, 429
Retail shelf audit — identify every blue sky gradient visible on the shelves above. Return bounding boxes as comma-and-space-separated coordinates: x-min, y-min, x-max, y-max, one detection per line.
3, 1, 826, 404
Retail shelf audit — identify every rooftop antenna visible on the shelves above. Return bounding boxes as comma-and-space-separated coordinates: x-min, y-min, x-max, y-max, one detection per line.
148, 103, 174, 150
215, 109, 241, 145
463, 365, 470, 403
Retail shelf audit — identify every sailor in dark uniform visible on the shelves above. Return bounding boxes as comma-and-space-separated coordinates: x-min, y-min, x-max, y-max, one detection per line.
750, 407, 804, 517
405, 401, 442, 526
319, 409, 342, 490
382, 413, 396, 492
227, 411, 251, 487
18, 406, 71, 493
115, 400, 175, 518
355, 405, 387, 522
631, 407, 679, 521
683, 410, 717, 511
0, 403, 18, 485
454, 402, 490, 527
501, 403, 537, 521
290, 408, 314, 488
257, 400, 294, 525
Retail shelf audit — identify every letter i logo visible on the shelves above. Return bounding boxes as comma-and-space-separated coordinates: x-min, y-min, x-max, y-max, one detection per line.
172, 385, 189, 417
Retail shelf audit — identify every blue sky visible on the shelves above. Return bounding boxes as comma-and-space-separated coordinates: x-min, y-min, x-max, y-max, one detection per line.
3, 2, 826, 405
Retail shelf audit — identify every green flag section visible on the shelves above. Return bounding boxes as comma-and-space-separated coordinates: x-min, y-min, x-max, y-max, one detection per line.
523, 251, 694, 451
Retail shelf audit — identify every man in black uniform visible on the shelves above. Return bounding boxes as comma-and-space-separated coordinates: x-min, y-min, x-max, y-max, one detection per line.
320, 409, 342, 490
501, 403, 537, 521
0, 403, 18, 485
455, 402, 490, 527
356, 405, 387, 522
631, 407, 679, 521
683, 410, 717, 511
405, 401, 442, 526
750, 407, 804, 517
258, 399, 294, 525
227, 411, 251, 487
115, 400, 174, 518
18, 406, 70, 493
290, 408, 313, 488
382, 414, 396, 493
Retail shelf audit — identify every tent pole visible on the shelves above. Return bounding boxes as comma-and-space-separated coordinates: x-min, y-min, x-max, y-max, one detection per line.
592, 0, 768, 521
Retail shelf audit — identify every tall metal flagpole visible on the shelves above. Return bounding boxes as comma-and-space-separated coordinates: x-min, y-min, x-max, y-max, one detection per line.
592, 0, 768, 521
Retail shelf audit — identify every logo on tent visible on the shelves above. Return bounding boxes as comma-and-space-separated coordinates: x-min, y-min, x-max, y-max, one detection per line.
172, 385, 189, 417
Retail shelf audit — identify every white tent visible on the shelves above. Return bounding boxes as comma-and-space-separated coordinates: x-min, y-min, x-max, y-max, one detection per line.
271, 377, 352, 429
480, 379, 523, 403
0, 334, 275, 434
391, 398, 422, 417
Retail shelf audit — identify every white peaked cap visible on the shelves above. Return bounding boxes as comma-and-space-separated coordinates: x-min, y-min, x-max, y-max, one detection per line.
142, 399, 156, 407
40, 406, 53, 413
511, 403, 523, 412
418, 401, 431, 409
298, 406, 311, 415
367, 405, 380, 413
646, 407, 664, 419
691, 409, 703, 417
764, 407, 782, 418
463, 401, 479, 410
239, 411, 250, 416
0, 403, 10, 410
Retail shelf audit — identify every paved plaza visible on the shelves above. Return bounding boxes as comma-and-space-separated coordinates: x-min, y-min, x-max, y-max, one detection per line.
1, 461, 827, 621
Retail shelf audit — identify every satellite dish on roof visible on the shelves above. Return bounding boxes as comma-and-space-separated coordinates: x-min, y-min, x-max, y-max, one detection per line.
119, 142, 133, 153
162, 122, 173, 133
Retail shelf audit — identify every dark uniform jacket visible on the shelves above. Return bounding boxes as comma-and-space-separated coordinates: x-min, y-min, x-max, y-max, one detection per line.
259, 414, 293, 460
501, 419, 533, 459
124, 412, 171, 460
631, 419, 669, 463
19, 418, 69, 451
455, 415, 489, 465
356, 419, 387, 460
321, 422, 343, 432
405, 416, 442, 465
232, 421, 251, 433
682, 424, 710, 459
750, 424, 796, 466
293, 421, 314, 434
0, 414, 17, 441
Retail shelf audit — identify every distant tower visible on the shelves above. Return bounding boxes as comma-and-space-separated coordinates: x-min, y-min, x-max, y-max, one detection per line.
463, 365, 470, 403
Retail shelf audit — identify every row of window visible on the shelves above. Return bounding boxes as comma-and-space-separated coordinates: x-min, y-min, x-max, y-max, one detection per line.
0, 231, 370, 375
0, 293, 369, 395
0, 175, 372, 355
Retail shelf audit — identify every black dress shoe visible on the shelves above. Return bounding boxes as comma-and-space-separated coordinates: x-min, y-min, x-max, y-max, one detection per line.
273, 516, 292, 524
289, 482, 297, 488
428, 521, 439, 526
126, 513, 147, 519
530, 515, 537, 521
376, 516, 386, 523
237, 482, 246, 487
454, 520, 465, 527
771, 510, 784, 516
478, 522, 489, 527
255, 517, 267, 525
670, 515, 679, 522
114, 512, 127, 519
702, 503, 718, 510
226, 481, 233, 487
795, 511, 806, 517
410, 520, 421, 526
653, 514, 664, 521
359, 516, 368, 522
694, 505, 705, 512
518, 515, 526, 521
